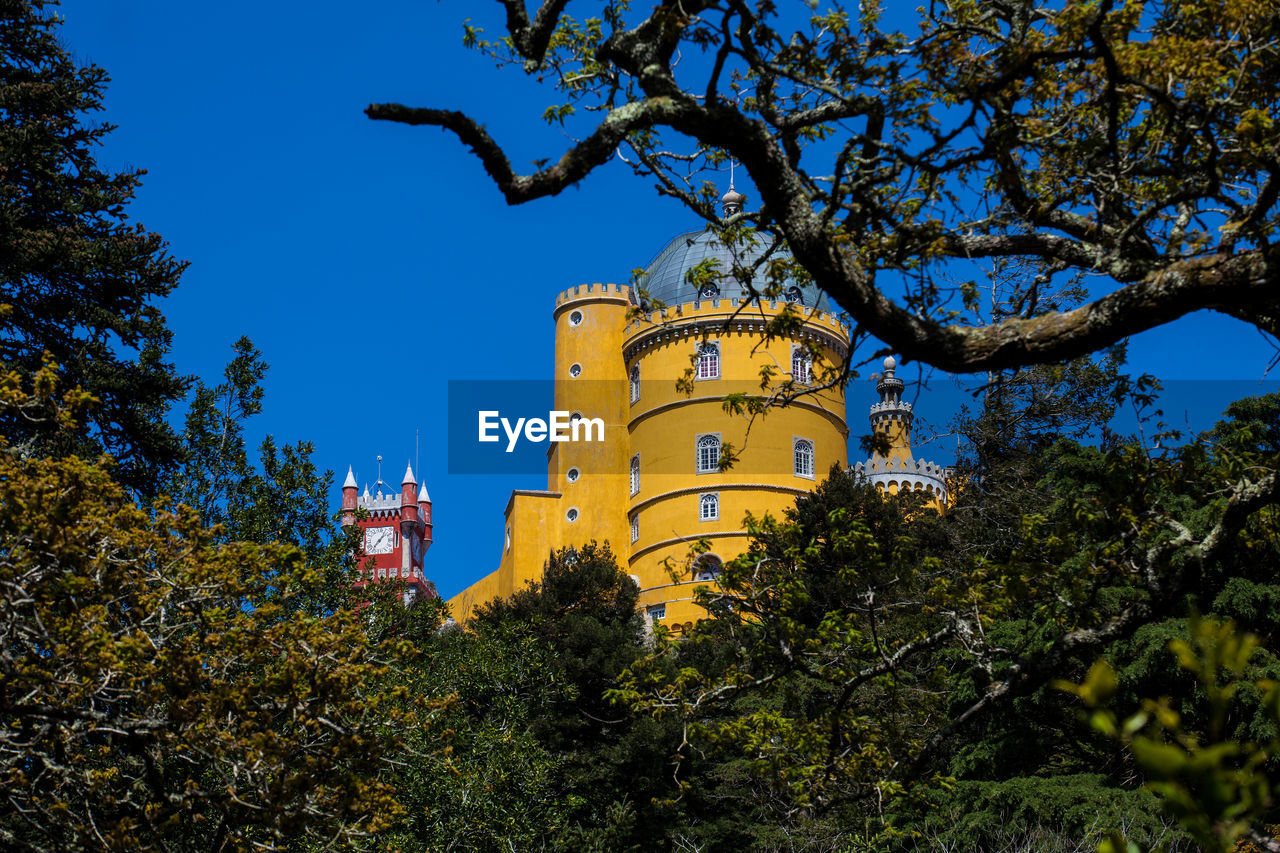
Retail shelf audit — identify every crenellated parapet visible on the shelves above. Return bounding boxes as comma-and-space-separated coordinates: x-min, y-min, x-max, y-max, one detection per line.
623, 298, 848, 363
852, 456, 950, 505
554, 281, 630, 308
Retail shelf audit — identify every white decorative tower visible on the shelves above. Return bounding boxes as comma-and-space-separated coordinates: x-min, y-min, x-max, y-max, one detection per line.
851, 356, 949, 507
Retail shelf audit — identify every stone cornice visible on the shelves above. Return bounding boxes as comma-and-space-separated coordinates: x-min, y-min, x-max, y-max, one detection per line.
629, 481, 811, 514
624, 307, 848, 363
628, 529, 753, 563
503, 489, 562, 518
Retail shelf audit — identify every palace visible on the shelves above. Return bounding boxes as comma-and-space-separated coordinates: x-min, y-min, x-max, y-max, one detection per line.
445, 188, 945, 631
343, 189, 948, 626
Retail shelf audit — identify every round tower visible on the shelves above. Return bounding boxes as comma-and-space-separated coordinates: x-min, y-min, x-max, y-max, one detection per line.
622, 196, 849, 630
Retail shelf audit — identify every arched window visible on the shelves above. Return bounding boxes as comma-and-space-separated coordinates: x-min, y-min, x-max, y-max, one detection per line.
696, 341, 720, 380
794, 438, 815, 478
699, 492, 719, 521
696, 434, 721, 473
630, 363, 640, 404
792, 345, 812, 384
630, 515, 639, 543
630, 454, 641, 495
785, 285, 804, 304
699, 281, 720, 299
694, 554, 722, 582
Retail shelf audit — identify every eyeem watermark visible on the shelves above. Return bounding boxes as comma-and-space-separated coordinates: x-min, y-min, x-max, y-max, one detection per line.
478, 410, 604, 452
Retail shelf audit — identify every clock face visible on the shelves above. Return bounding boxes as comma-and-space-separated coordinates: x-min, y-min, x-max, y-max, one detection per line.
364, 526, 395, 555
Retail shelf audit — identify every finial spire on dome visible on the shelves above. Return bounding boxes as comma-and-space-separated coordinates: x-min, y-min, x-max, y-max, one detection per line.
721, 163, 746, 217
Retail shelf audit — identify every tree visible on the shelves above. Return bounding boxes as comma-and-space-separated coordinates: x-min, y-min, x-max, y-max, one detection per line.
613, 362, 1280, 847
1, 0, 187, 494
382, 543, 677, 851
0, 364, 426, 852
172, 337, 351, 617
368, 0, 1280, 374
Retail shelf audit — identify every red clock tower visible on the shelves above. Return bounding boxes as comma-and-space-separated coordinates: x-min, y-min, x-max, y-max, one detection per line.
341, 460, 437, 604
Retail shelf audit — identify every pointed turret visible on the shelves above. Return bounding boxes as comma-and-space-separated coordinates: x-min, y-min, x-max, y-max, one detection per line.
341, 465, 358, 526
400, 461, 419, 527
418, 480, 433, 552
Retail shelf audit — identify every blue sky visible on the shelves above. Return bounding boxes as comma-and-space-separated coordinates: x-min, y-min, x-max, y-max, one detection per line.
58, 1, 1280, 599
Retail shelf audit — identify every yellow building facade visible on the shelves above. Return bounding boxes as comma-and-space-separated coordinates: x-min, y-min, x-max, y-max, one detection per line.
449, 192, 852, 630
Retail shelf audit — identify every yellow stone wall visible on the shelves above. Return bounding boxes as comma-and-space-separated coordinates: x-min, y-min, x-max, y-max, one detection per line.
448, 282, 851, 632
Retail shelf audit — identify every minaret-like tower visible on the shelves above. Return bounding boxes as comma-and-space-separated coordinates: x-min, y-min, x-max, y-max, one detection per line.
340, 456, 438, 603
852, 356, 949, 507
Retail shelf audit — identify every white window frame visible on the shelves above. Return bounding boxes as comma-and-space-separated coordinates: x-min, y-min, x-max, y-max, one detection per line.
695, 340, 720, 381
699, 492, 719, 522
630, 363, 641, 404
630, 514, 639, 543
794, 437, 815, 479
696, 433, 721, 474
647, 603, 666, 622
791, 344, 812, 385
630, 453, 641, 496
694, 554, 722, 582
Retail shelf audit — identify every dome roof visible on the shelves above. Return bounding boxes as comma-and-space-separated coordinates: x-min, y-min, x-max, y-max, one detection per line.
633, 228, 832, 311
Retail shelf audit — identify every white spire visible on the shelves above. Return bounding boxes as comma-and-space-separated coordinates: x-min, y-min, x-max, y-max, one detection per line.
417, 482, 430, 503
343, 465, 357, 489
402, 461, 416, 485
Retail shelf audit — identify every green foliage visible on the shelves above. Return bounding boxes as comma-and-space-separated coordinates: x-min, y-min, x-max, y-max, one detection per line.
0, 364, 421, 852
171, 336, 352, 617
382, 544, 678, 851
0, 0, 187, 494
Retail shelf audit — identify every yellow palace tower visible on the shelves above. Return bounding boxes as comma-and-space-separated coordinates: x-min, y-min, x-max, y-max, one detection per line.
449, 188, 850, 630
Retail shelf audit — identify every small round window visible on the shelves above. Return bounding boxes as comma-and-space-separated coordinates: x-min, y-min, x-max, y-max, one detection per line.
569, 363, 582, 377
569, 310, 584, 326
566, 467, 580, 483
566, 507, 580, 523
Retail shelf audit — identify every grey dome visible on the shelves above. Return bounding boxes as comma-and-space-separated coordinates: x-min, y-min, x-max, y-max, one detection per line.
633, 229, 831, 311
